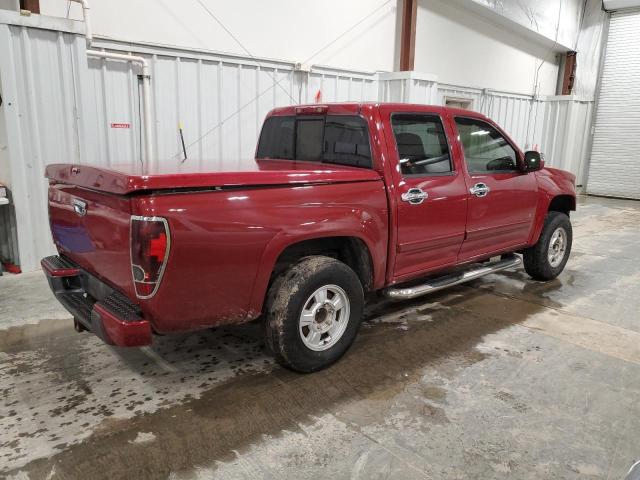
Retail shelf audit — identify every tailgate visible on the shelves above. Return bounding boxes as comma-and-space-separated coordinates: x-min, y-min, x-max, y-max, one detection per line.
48, 183, 135, 297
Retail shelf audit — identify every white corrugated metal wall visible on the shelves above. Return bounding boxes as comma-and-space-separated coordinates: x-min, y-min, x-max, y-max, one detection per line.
86, 38, 379, 171
0, 14, 92, 272
0, 14, 595, 272
378, 72, 439, 105
539, 97, 594, 189
587, 8, 640, 199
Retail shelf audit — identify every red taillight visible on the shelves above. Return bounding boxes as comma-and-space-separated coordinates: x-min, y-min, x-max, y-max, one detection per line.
130, 216, 170, 299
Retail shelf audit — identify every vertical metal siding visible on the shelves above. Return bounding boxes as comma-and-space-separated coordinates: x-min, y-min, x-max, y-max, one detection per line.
588, 9, 640, 199
378, 72, 438, 105
0, 22, 89, 271
538, 98, 594, 189
84, 41, 380, 170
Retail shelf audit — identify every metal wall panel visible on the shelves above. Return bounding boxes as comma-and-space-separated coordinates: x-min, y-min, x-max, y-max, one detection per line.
481, 93, 543, 150
0, 20, 90, 272
588, 9, 640, 199
378, 72, 439, 105
538, 98, 594, 189
86, 40, 379, 171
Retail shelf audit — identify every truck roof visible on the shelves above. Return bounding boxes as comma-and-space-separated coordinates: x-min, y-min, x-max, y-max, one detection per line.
268, 102, 490, 119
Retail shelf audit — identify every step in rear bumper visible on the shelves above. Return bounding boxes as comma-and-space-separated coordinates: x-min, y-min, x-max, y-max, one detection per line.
41, 255, 152, 347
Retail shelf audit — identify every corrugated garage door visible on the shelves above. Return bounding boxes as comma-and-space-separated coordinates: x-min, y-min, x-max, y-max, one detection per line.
588, 9, 640, 199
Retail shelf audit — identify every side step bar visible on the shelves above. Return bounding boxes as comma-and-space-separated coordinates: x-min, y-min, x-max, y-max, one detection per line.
383, 254, 522, 300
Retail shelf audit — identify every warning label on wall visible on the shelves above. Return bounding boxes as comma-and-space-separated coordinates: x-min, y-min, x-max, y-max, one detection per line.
111, 123, 131, 129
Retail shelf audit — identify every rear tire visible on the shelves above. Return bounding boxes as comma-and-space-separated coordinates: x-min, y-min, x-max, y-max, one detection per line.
264, 256, 364, 373
523, 211, 572, 281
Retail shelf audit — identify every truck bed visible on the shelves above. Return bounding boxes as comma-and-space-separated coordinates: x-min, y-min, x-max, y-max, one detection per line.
45, 160, 382, 195
45, 159, 388, 336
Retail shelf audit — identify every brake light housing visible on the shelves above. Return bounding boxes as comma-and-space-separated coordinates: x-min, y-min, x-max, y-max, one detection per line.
295, 105, 328, 115
130, 216, 170, 299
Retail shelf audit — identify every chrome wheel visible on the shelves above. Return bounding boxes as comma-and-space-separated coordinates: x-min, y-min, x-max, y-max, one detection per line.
299, 284, 350, 352
548, 227, 567, 268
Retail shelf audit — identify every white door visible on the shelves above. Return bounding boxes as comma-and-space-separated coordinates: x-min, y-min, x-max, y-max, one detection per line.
588, 8, 640, 199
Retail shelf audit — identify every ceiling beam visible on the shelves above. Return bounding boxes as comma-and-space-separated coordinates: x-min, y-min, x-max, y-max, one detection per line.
399, 0, 417, 71
19, 0, 39, 14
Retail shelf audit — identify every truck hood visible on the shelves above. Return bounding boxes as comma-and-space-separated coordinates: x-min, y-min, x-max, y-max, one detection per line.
45, 159, 382, 195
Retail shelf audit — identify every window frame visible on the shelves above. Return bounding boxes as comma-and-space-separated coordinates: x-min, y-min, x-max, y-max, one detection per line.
256, 113, 373, 169
390, 112, 456, 178
453, 115, 522, 175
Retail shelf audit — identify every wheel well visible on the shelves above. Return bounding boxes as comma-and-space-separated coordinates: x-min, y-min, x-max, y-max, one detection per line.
271, 237, 374, 292
548, 195, 575, 215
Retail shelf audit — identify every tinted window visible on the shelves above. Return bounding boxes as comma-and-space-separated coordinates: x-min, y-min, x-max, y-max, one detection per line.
455, 117, 518, 173
391, 114, 452, 175
296, 119, 324, 161
256, 115, 372, 168
324, 116, 371, 168
256, 116, 294, 159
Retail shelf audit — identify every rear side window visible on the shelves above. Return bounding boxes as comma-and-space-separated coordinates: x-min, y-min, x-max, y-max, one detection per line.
257, 115, 372, 168
256, 116, 295, 159
324, 116, 371, 168
391, 114, 452, 176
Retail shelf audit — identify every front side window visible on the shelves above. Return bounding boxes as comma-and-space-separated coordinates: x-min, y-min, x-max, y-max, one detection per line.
256, 115, 372, 168
455, 117, 518, 173
391, 114, 452, 176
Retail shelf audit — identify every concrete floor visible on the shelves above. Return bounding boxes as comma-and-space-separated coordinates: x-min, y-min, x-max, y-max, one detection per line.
1, 195, 639, 479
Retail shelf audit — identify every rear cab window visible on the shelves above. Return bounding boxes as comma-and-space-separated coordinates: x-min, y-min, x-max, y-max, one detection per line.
256, 115, 372, 168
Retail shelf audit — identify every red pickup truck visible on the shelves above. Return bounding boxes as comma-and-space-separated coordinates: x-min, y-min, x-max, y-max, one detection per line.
43, 103, 575, 372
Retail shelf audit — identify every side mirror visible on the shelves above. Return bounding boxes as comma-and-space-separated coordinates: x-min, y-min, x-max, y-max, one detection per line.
523, 151, 544, 172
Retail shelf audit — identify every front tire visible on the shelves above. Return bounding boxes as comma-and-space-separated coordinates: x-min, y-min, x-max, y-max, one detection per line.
523, 211, 572, 281
264, 256, 364, 373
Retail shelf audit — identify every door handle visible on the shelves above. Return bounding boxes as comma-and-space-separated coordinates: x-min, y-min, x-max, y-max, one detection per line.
401, 188, 428, 205
470, 183, 490, 197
